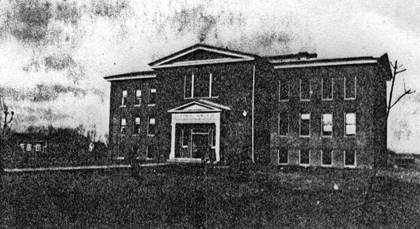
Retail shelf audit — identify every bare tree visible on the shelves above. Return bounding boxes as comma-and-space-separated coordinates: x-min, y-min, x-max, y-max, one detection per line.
0, 96, 14, 184
386, 60, 415, 118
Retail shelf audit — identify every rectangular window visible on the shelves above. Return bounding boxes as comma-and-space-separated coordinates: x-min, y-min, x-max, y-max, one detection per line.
322, 149, 332, 166
19, 143, 25, 151
300, 79, 310, 100
148, 117, 156, 136
135, 90, 141, 106
300, 113, 311, 137
279, 80, 289, 101
209, 129, 216, 147
322, 113, 333, 137
185, 75, 193, 98
300, 149, 310, 165
344, 151, 356, 167
278, 149, 288, 164
26, 144, 32, 152
181, 129, 189, 148
345, 113, 356, 136
121, 90, 127, 106
120, 118, 127, 135
134, 117, 141, 135
35, 144, 42, 152
344, 76, 356, 99
149, 89, 156, 105
185, 72, 214, 98
278, 112, 288, 136
322, 78, 333, 100
194, 72, 210, 98
211, 73, 219, 97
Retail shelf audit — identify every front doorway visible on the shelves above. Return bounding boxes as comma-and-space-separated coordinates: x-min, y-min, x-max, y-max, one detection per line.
174, 124, 215, 160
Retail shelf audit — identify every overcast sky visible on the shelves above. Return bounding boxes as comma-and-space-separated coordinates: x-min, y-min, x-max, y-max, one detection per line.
0, 0, 419, 153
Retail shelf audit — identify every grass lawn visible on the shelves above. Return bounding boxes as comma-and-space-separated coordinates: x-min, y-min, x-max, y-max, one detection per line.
1, 165, 420, 228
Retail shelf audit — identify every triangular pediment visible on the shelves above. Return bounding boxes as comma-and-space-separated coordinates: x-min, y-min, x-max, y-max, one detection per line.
149, 44, 256, 68
168, 100, 230, 113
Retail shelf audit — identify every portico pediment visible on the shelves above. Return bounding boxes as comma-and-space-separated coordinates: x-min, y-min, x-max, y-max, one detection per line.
168, 100, 230, 113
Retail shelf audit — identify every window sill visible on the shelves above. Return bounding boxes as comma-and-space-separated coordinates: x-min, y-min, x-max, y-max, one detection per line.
147, 134, 155, 137
134, 104, 141, 107
321, 98, 333, 101
119, 105, 127, 108
279, 162, 288, 165
300, 99, 311, 102
321, 164, 333, 167
148, 104, 156, 107
321, 135, 333, 138
344, 164, 356, 168
299, 163, 310, 167
344, 97, 356, 101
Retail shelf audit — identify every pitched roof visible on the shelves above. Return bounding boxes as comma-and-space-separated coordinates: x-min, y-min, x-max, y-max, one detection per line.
104, 70, 155, 81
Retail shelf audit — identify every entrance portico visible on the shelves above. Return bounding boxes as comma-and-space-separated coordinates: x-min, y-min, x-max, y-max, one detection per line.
168, 100, 230, 163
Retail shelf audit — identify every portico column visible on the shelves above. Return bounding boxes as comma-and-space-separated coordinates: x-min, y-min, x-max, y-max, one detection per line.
215, 120, 220, 162
170, 122, 176, 160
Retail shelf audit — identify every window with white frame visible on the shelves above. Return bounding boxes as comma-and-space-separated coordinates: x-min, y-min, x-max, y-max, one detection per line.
134, 117, 141, 135
278, 149, 288, 164
121, 90, 127, 106
184, 72, 215, 98
148, 117, 156, 136
344, 151, 356, 167
322, 149, 332, 166
35, 144, 42, 152
278, 112, 288, 136
149, 88, 156, 105
322, 77, 333, 100
300, 113, 311, 137
300, 149, 310, 165
344, 76, 356, 99
322, 113, 333, 137
135, 89, 141, 106
120, 118, 127, 135
300, 79, 311, 100
279, 80, 289, 101
26, 143, 32, 152
19, 143, 25, 151
345, 113, 356, 136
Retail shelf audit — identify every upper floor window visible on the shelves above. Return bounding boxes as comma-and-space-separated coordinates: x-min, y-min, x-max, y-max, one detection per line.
322, 78, 333, 100
300, 79, 311, 101
321, 113, 333, 137
135, 90, 141, 106
120, 118, 127, 135
184, 72, 216, 98
35, 144, 42, 152
148, 117, 156, 136
26, 143, 32, 152
149, 89, 156, 105
344, 76, 356, 100
121, 90, 127, 106
278, 112, 288, 136
300, 113, 311, 137
345, 113, 356, 136
279, 80, 289, 101
134, 117, 141, 135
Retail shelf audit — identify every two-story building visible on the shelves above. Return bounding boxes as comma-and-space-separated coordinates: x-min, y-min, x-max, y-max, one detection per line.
105, 43, 392, 168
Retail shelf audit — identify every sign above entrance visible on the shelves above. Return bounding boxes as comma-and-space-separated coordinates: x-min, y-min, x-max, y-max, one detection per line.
167, 100, 231, 113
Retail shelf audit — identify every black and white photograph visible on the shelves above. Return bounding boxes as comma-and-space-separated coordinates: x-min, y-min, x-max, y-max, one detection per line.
1, 0, 420, 228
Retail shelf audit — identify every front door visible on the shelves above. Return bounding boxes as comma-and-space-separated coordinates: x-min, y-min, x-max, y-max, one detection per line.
192, 133, 208, 159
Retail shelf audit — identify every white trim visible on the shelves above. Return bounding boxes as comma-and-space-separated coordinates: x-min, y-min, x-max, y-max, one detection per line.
152, 58, 254, 69
191, 73, 195, 98
105, 74, 156, 81
251, 65, 255, 163
150, 46, 255, 67
344, 150, 357, 168
344, 75, 357, 100
274, 60, 377, 69
321, 78, 334, 101
198, 99, 231, 111
299, 149, 310, 166
278, 149, 288, 165
209, 73, 213, 97
279, 80, 289, 102
299, 113, 311, 137
300, 79, 311, 101
321, 150, 333, 167
344, 112, 356, 137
